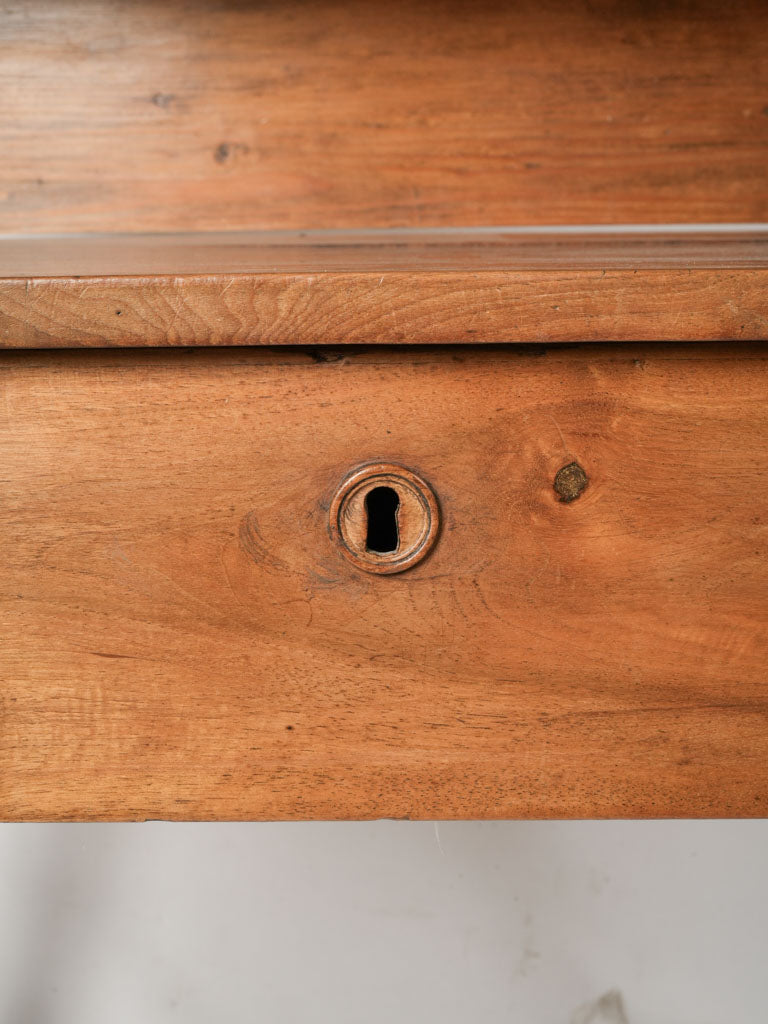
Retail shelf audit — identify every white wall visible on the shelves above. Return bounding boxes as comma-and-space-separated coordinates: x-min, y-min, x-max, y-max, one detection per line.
1, 821, 766, 1023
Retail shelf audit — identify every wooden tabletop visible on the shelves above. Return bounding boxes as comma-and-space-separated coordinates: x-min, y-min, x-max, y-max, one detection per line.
3, 228, 768, 276
4, 0, 768, 234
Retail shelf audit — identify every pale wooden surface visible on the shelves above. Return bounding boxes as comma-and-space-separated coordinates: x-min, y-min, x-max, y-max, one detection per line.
2, 344, 767, 821
1, 1, 767, 234
2, 231, 768, 346
3, 230, 768, 277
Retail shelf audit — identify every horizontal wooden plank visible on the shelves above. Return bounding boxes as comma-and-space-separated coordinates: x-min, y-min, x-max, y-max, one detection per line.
3, 230, 768, 276
2, 344, 767, 820
2, 230, 768, 346
2, 1, 768, 233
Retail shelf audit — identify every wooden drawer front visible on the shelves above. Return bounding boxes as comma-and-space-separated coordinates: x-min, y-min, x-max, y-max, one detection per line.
2, 345, 767, 821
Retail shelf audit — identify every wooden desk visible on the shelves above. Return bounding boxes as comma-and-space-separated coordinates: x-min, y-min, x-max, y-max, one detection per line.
1, 1, 767, 821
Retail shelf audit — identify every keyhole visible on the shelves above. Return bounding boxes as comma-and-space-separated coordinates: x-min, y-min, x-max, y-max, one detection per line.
365, 486, 400, 553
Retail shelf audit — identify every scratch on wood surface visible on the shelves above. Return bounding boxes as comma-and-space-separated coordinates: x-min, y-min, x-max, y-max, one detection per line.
548, 411, 570, 455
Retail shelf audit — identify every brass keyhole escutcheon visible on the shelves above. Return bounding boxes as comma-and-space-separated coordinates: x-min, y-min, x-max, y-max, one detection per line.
329, 463, 440, 574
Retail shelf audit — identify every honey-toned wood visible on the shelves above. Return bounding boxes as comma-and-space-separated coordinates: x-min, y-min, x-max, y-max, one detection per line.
2, 344, 767, 821
1, 1, 767, 234
2, 230, 768, 346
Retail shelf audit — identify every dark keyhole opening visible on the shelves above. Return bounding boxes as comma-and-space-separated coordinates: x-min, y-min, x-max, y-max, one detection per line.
365, 486, 400, 554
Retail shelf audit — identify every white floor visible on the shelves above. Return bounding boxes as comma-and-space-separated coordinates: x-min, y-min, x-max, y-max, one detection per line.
1, 821, 766, 1023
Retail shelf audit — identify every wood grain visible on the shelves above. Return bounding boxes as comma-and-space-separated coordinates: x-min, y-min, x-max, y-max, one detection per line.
2, 344, 767, 821
4, 230, 768, 276
2, 0, 767, 233
2, 231, 768, 346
